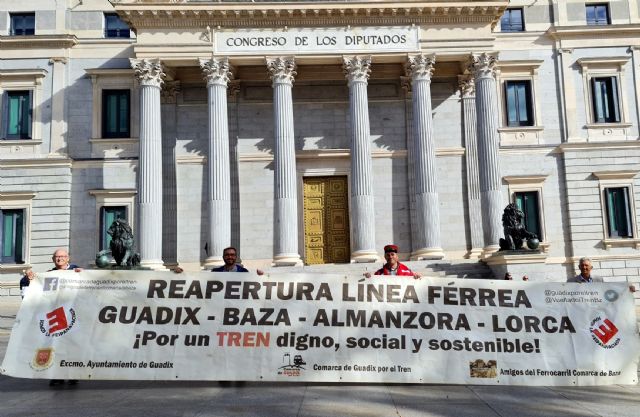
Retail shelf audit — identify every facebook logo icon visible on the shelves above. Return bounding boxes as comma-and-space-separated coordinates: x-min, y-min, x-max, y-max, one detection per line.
43, 278, 59, 292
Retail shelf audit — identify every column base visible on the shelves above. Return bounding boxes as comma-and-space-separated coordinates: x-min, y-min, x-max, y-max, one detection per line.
410, 247, 445, 261
139, 259, 167, 270
480, 245, 500, 260
464, 248, 483, 259
350, 250, 379, 263
204, 256, 224, 268
273, 254, 303, 267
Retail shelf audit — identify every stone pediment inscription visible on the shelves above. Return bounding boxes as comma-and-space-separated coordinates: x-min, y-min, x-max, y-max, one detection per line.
214, 26, 419, 55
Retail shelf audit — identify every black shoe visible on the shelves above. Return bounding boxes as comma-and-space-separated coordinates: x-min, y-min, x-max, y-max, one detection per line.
67, 379, 78, 386
49, 379, 64, 386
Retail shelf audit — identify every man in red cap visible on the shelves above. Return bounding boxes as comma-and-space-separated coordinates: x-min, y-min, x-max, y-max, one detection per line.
364, 244, 422, 279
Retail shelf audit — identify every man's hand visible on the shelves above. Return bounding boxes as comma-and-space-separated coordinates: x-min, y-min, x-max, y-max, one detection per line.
73, 268, 83, 273
173, 267, 184, 274
412, 272, 422, 280
363, 272, 372, 279
629, 285, 636, 293
257, 269, 264, 276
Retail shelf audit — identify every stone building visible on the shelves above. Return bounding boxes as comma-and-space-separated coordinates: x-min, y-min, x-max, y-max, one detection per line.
2, 0, 640, 293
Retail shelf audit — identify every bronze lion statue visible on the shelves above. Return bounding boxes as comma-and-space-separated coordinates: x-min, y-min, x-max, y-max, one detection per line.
107, 218, 140, 267
499, 203, 537, 251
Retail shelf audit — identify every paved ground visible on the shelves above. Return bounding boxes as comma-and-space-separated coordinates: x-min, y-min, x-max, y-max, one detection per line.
0, 300, 639, 417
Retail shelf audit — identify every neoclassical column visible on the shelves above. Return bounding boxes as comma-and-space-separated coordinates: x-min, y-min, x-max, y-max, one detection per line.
469, 53, 503, 255
160, 80, 180, 267
343, 56, 377, 263
49, 57, 68, 154
200, 57, 233, 267
459, 76, 483, 258
266, 57, 302, 266
405, 54, 444, 260
130, 58, 165, 269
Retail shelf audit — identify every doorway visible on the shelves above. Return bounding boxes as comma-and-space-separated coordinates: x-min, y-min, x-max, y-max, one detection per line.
303, 176, 350, 264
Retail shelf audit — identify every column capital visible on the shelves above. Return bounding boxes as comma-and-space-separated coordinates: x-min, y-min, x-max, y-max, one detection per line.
343, 56, 371, 84
130, 58, 165, 88
400, 76, 412, 94
458, 76, 475, 98
266, 57, 297, 85
468, 53, 498, 80
405, 54, 435, 82
228, 80, 241, 99
161, 81, 181, 104
200, 57, 234, 87
49, 57, 68, 65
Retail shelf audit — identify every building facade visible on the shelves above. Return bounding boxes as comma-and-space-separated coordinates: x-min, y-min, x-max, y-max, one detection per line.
2, 1, 640, 292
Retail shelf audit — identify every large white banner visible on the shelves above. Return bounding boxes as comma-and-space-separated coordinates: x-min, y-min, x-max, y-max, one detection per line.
1, 270, 638, 385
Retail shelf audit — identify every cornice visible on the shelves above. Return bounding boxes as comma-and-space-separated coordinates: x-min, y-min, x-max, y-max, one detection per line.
85, 68, 135, 77
0, 69, 48, 79
503, 175, 548, 185
0, 34, 78, 49
113, 1, 508, 29
0, 192, 37, 201
592, 170, 639, 181
547, 24, 640, 40
0, 158, 72, 169
558, 140, 640, 153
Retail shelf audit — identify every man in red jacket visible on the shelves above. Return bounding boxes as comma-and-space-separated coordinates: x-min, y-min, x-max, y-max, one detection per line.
364, 244, 422, 279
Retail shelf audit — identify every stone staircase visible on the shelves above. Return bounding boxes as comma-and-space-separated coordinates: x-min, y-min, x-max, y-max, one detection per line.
264, 259, 495, 280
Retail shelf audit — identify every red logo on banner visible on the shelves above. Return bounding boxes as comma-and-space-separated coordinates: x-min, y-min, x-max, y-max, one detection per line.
39, 306, 76, 337
590, 317, 621, 349
47, 307, 69, 334
591, 319, 618, 344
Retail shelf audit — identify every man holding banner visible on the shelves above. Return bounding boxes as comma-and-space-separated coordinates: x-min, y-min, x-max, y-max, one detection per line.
569, 257, 635, 292
364, 244, 421, 279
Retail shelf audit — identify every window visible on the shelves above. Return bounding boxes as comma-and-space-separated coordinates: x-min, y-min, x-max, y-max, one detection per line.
10, 13, 35, 36
100, 206, 127, 250
504, 175, 549, 252
3, 90, 32, 139
591, 76, 620, 123
500, 8, 524, 32
586, 4, 610, 25
0, 209, 25, 264
89, 189, 136, 256
604, 187, 632, 238
504, 81, 533, 127
514, 191, 542, 240
102, 90, 130, 138
104, 13, 130, 38
593, 171, 639, 249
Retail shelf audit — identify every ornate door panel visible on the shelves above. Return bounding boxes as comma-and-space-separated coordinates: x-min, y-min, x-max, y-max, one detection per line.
303, 176, 350, 264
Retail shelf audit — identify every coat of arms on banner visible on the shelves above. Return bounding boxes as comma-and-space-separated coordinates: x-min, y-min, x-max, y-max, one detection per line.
469, 359, 497, 378
31, 348, 54, 370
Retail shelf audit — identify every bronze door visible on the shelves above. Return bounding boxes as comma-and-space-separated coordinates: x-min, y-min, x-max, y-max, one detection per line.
303, 176, 350, 264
